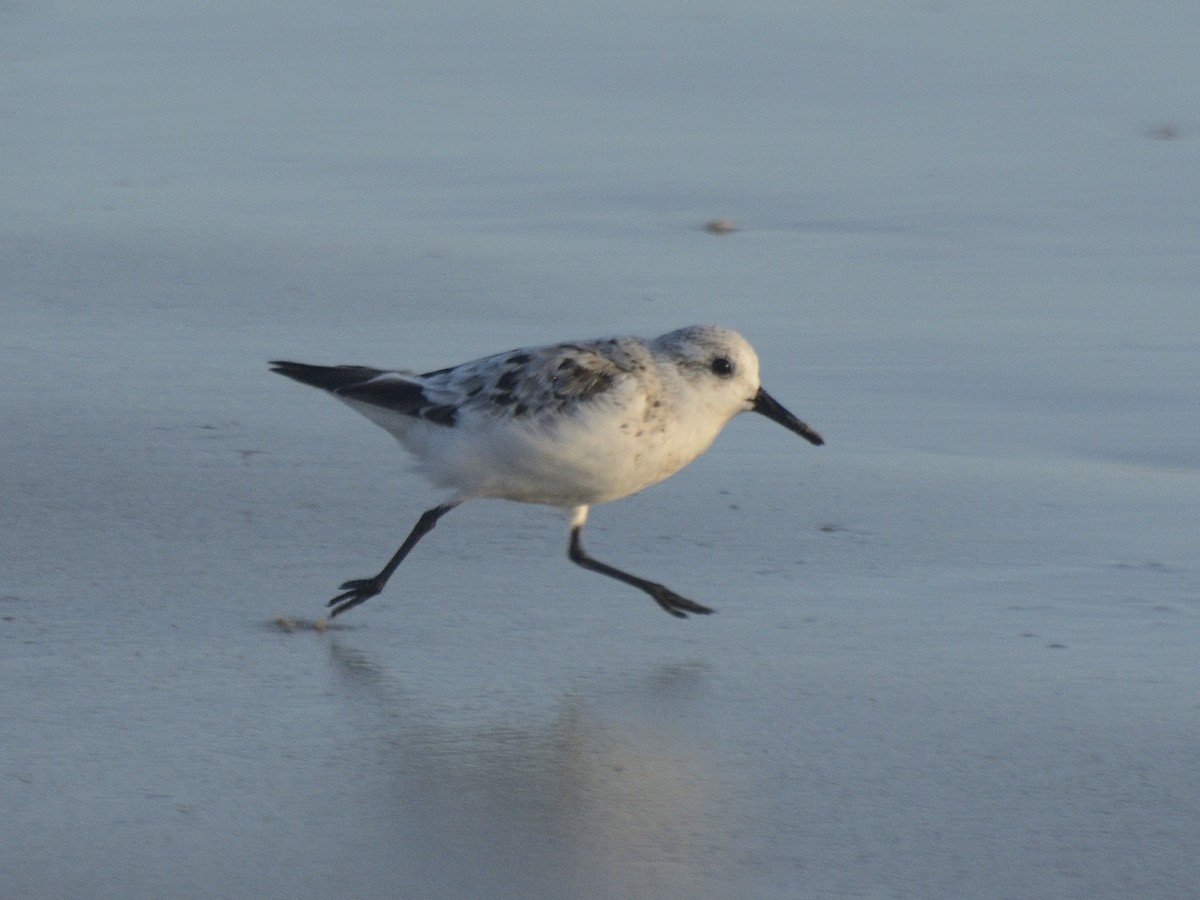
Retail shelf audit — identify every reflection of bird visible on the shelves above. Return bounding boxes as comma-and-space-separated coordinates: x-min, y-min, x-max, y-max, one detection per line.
271, 325, 823, 619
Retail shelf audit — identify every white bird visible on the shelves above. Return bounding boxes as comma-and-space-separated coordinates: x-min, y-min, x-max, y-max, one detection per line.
271, 325, 823, 619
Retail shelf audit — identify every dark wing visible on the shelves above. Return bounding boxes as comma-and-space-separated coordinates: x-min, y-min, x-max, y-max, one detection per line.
437, 340, 639, 420
524, 344, 622, 405
270, 361, 457, 426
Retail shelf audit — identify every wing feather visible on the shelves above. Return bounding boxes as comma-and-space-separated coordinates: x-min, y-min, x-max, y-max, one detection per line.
271, 362, 456, 426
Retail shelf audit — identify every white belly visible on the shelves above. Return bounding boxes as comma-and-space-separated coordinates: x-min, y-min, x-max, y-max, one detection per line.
405, 407, 721, 507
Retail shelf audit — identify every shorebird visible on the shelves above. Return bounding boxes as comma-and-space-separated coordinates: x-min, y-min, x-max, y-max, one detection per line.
271, 325, 823, 619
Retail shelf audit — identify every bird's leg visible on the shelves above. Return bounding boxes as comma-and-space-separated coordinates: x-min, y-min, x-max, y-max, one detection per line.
328, 502, 458, 617
567, 521, 714, 619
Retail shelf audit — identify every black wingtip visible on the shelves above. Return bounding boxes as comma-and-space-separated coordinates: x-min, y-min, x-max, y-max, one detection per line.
269, 361, 386, 393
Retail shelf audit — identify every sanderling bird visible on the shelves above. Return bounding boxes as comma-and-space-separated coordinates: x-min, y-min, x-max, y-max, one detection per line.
271, 325, 823, 619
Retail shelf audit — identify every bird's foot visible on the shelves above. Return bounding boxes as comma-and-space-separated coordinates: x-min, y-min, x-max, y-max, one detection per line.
649, 585, 714, 619
327, 577, 384, 618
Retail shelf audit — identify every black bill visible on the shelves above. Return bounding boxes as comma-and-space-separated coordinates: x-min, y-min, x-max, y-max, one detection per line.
752, 387, 824, 446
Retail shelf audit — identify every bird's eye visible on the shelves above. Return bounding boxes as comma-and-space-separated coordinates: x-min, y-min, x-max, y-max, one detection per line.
710, 357, 734, 377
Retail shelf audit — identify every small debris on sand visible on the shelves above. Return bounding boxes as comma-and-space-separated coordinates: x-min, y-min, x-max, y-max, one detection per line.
1147, 123, 1180, 140
703, 218, 737, 234
271, 615, 328, 633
